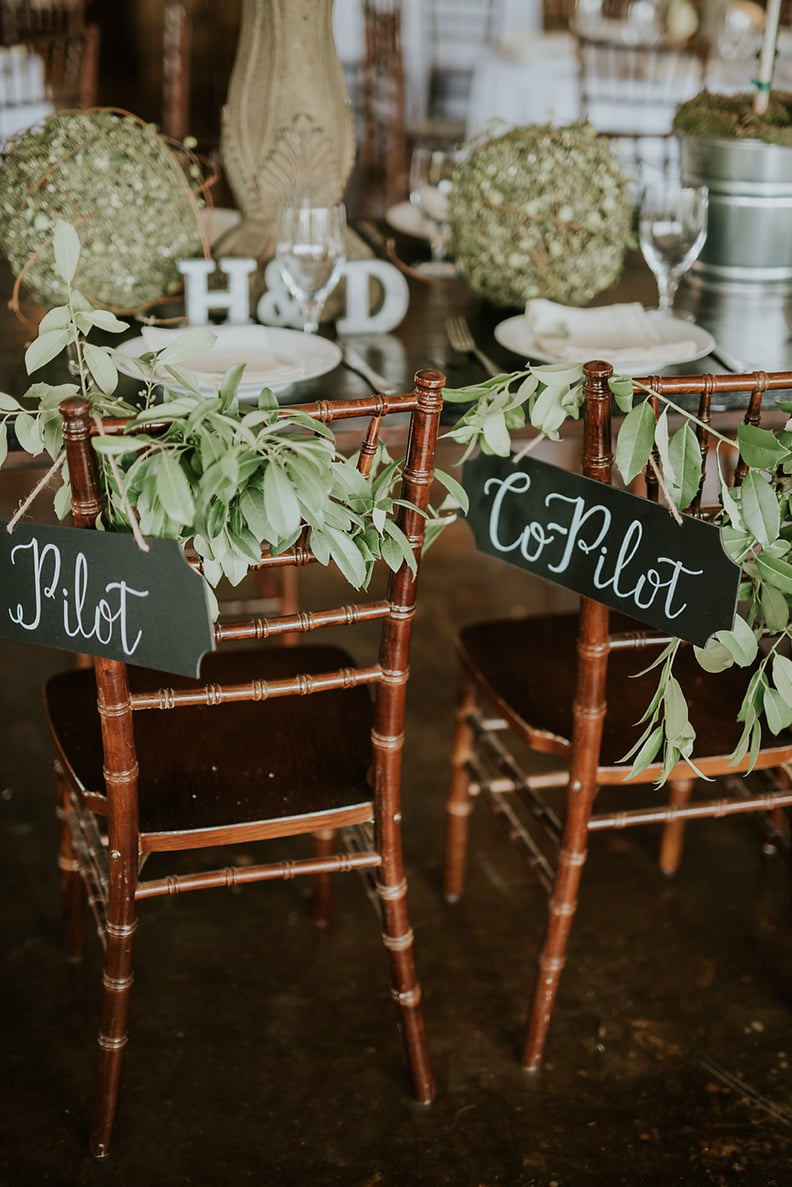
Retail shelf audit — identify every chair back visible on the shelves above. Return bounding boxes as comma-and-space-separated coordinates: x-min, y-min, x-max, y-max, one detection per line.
575, 32, 707, 134
162, 2, 191, 142
56, 371, 445, 842
361, 0, 407, 206
572, 361, 792, 787
1, 0, 86, 42
425, 0, 503, 127
0, 24, 99, 143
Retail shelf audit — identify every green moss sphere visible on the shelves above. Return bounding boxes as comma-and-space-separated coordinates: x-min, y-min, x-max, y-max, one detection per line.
0, 109, 206, 311
448, 123, 632, 308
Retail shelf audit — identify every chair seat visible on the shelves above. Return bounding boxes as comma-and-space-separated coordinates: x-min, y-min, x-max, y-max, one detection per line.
45, 644, 375, 847
458, 612, 792, 781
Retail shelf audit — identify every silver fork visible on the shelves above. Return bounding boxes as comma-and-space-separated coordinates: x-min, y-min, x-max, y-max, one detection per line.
445, 315, 502, 378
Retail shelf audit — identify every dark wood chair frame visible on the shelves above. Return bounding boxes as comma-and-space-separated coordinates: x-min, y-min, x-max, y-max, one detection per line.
49, 370, 444, 1157
444, 361, 792, 1073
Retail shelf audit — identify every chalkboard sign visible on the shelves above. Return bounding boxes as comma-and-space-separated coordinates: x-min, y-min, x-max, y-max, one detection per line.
0, 521, 215, 677
463, 454, 740, 647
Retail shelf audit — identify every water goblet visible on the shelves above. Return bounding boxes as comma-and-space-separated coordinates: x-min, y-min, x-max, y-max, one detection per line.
275, 201, 347, 333
639, 179, 708, 317
408, 145, 461, 278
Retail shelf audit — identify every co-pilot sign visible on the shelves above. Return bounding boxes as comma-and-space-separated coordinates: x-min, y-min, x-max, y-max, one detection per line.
462, 453, 741, 647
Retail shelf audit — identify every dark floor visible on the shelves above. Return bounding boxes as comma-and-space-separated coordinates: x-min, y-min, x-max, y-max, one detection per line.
2, 483, 792, 1186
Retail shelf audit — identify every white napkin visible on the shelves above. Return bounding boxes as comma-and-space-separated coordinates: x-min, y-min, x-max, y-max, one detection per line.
140, 325, 303, 387
525, 300, 697, 368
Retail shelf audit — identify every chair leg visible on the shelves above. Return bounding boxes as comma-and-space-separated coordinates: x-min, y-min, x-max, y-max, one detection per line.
377, 875, 435, 1105
55, 765, 86, 961
521, 797, 591, 1073
89, 903, 137, 1157
659, 777, 695, 876
311, 828, 335, 926
443, 675, 477, 903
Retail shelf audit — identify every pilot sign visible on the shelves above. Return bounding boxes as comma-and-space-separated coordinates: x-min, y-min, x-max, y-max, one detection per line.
0, 521, 215, 677
462, 453, 741, 648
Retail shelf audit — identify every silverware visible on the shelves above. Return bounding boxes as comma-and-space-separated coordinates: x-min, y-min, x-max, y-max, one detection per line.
341, 344, 401, 395
445, 315, 502, 378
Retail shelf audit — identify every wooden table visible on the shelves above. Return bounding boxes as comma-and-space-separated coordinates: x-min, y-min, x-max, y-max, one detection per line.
0, 230, 780, 435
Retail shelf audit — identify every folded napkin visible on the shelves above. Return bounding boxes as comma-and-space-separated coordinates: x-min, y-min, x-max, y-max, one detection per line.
140, 325, 303, 387
525, 300, 697, 368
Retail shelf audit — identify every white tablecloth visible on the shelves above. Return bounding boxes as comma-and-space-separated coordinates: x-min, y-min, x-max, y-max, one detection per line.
333, 0, 542, 125
466, 29, 792, 140
0, 44, 54, 145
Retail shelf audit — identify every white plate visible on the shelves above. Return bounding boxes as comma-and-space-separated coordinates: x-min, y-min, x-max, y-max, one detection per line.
385, 201, 432, 240
117, 325, 342, 395
493, 312, 715, 375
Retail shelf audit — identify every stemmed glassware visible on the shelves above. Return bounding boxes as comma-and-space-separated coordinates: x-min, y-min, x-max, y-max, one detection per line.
638, 178, 708, 317
408, 145, 461, 278
275, 201, 347, 333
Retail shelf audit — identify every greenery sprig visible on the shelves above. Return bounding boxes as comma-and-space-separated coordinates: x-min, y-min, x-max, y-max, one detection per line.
443, 361, 792, 785
0, 222, 466, 618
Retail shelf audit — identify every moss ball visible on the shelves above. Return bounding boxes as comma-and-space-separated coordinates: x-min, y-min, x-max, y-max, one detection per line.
0, 109, 207, 311
448, 123, 632, 308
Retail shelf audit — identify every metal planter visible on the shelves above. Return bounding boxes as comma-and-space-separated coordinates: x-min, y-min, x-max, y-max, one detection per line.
678, 134, 792, 290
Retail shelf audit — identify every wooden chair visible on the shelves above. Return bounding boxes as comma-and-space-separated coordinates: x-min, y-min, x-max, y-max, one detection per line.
423, 0, 504, 135
360, 0, 408, 209
46, 370, 444, 1157
575, 31, 708, 135
0, 23, 99, 142
359, 0, 503, 204
444, 361, 792, 1073
162, 1, 191, 142
0, 0, 87, 43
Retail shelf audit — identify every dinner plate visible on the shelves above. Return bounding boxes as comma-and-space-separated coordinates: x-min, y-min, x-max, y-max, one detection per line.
116, 325, 342, 396
493, 312, 715, 375
385, 201, 432, 240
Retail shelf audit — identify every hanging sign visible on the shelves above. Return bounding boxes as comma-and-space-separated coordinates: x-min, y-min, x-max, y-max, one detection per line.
0, 522, 215, 677
462, 453, 741, 647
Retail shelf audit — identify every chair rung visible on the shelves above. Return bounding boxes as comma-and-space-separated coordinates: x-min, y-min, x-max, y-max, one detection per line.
588, 790, 792, 832
215, 600, 391, 644
130, 664, 382, 711
481, 786, 555, 893
135, 850, 382, 899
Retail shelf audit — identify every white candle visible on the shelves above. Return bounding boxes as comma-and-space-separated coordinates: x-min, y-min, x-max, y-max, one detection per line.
754, 0, 782, 115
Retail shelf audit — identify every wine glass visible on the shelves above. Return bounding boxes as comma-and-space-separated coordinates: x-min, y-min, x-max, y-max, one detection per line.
639, 179, 708, 316
408, 145, 461, 278
275, 201, 347, 333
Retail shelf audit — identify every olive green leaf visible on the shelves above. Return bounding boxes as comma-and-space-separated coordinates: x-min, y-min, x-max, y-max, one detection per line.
25, 329, 72, 374
614, 399, 655, 484
740, 469, 781, 547
83, 344, 119, 396
53, 219, 80, 285
667, 422, 701, 510
737, 423, 791, 471
155, 451, 195, 525
755, 551, 792, 595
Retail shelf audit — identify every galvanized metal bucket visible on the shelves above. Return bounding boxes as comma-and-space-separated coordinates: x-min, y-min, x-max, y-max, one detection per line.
678, 135, 792, 291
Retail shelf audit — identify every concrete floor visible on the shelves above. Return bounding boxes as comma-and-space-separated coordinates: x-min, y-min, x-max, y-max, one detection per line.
1, 488, 792, 1186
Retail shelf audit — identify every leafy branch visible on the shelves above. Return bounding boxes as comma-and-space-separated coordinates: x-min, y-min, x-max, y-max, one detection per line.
445, 359, 792, 784
0, 221, 465, 612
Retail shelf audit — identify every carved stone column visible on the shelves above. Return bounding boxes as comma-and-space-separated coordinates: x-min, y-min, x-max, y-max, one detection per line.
219, 0, 356, 259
